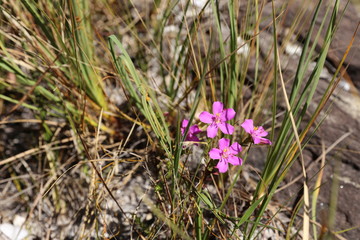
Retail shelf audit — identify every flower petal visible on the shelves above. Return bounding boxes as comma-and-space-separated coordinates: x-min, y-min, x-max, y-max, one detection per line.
227, 156, 242, 166
212, 101, 224, 114
218, 138, 230, 150
186, 135, 200, 143
181, 119, 189, 135
230, 142, 242, 154
207, 124, 218, 138
222, 108, 236, 121
181, 119, 189, 128
189, 125, 201, 134
252, 136, 261, 144
241, 119, 254, 134
262, 138, 272, 145
209, 148, 222, 159
256, 137, 272, 145
254, 126, 268, 137
199, 111, 214, 124
216, 159, 228, 173
219, 123, 234, 135
253, 136, 271, 145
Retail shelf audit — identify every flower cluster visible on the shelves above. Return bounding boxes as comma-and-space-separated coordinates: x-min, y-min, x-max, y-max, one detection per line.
180, 101, 271, 173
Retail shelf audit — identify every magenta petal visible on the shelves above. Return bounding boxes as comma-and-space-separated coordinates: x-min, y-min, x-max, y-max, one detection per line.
181, 119, 188, 135
227, 156, 242, 166
253, 136, 271, 145
255, 126, 268, 137
190, 125, 201, 134
230, 142, 242, 154
216, 159, 228, 173
219, 123, 234, 135
262, 139, 272, 145
218, 138, 230, 150
241, 119, 254, 133
209, 148, 222, 159
207, 124, 218, 138
199, 111, 214, 124
253, 136, 261, 144
186, 135, 200, 143
253, 137, 272, 145
182, 119, 189, 128
212, 101, 224, 114
222, 108, 236, 121
258, 137, 272, 145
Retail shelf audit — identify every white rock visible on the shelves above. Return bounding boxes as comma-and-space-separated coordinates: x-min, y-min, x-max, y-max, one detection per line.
237, 36, 250, 56
339, 80, 350, 92
13, 215, 26, 227
192, 0, 208, 8
285, 42, 303, 56
0, 223, 28, 240
163, 25, 179, 34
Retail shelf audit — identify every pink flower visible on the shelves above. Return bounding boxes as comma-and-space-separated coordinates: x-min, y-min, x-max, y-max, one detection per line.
199, 101, 236, 138
181, 119, 201, 143
241, 119, 272, 145
209, 138, 243, 173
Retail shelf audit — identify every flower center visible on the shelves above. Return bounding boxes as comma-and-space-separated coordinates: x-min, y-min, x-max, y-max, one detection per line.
222, 147, 230, 158
254, 126, 258, 130
214, 113, 222, 123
